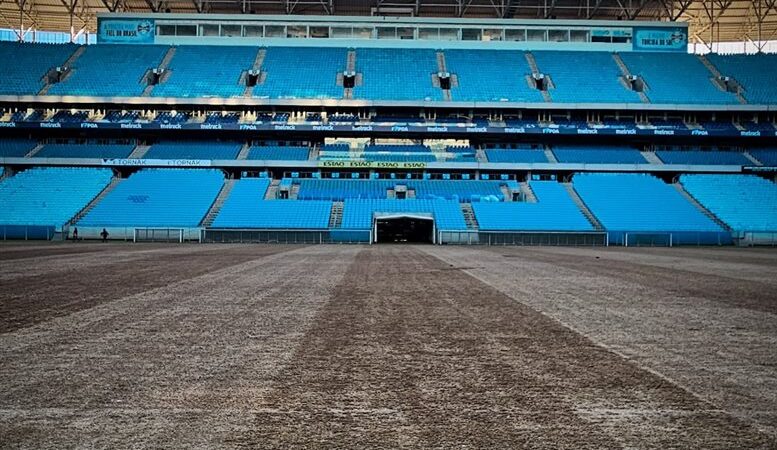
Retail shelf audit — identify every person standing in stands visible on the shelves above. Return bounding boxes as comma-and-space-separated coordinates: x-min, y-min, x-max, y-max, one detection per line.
72, 227, 78, 241
100, 228, 109, 242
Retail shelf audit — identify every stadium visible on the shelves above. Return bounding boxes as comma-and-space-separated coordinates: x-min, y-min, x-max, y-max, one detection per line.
1, 0, 777, 447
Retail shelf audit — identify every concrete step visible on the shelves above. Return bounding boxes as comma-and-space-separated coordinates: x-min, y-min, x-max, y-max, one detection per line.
613, 53, 650, 103
544, 146, 558, 163
743, 151, 763, 166
641, 151, 664, 164
25, 143, 45, 158
264, 179, 281, 200
563, 183, 603, 231
460, 203, 479, 230
519, 182, 537, 203
328, 201, 344, 228
237, 142, 251, 160
673, 183, 731, 231
68, 177, 122, 226
128, 144, 151, 159
200, 179, 236, 227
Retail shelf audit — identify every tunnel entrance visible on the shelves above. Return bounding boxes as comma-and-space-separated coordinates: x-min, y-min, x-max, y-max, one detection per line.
374, 214, 434, 244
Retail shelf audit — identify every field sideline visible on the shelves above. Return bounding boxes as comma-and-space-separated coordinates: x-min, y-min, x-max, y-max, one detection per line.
1, 243, 776, 448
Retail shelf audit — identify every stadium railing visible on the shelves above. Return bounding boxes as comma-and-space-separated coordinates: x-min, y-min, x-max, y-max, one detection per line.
202, 228, 372, 244
438, 230, 608, 246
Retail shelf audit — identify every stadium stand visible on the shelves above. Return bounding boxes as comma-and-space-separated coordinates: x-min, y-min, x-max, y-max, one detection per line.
254, 47, 345, 99
341, 199, 466, 230
618, 52, 738, 104
551, 145, 647, 164
532, 51, 641, 103
484, 150, 549, 163
680, 174, 777, 231
152, 45, 256, 98
707, 54, 777, 104
353, 48, 442, 101
78, 169, 224, 227
655, 150, 751, 165
35, 143, 134, 159
444, 50, 543, 102
572, 173, 725, 242
472, 181, 593, 231
0, 167, 112, 227
214, 179, 331, 228
247, 145, 310, 160
0, 139, 37, 157
48, 45, 167, 96
0, 42, 76, 95
143, 141, 242, 160
363, 153, 437, 162
295, 179, 508, 201
749, 149, 777, 166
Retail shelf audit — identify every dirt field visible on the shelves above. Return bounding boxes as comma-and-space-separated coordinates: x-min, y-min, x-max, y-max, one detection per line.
0, 242, 775, 449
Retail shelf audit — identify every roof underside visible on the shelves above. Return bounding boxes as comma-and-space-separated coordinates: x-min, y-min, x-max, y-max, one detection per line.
1, 0, 774, 48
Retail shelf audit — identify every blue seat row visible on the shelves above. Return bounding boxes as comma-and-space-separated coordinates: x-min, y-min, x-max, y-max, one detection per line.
144, 141, 242, 160
342, 199, 466, 230
680, 174, 777, 231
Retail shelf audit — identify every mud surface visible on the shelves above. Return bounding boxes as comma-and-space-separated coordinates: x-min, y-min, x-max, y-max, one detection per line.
0, 244, 774, 448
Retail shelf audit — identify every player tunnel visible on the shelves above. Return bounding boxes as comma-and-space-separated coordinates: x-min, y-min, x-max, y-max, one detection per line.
373, 213, 435, 244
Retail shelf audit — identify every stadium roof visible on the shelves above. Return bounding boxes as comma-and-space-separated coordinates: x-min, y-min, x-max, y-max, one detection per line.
1, 0, 775, 50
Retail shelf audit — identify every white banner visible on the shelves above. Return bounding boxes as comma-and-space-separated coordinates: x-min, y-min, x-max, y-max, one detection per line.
102, 159, 212, 167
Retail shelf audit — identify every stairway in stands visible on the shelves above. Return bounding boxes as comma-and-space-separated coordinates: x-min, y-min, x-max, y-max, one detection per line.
543, 145, 558, 163
672, 183, 731, 231
67, 176, 122, 226
128, 144, 151, 159
563, 183, 604, 231
24, 143, 45, 158
742, 151, 763, 166
236, 142, 251, 160
519, 182, 538, 203
460, 203, 479, 230
698, 54, 747, 104
243, 49, 267, 97
38, 46, 85, 95
289, 183, 300, 200
328, 201, 344, 228
612, 53, 650, 103
200, 179, 236, 227
640, 151, 663, 164
524, 52, 552, 103
142, 47, 176, 96
264, 179, 280, 200
343, 50, 358, 99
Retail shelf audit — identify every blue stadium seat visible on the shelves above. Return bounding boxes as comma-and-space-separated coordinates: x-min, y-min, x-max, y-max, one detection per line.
485, 149, 548, 163
78, 169, 224, 227
472, 181, 592, 231
254, 47, 345, 99
35, 143, 134, 159
0, 139, 37, 157
0, 42, 76, 95
707, 54, 777, 104
295, 179, 508, 202
144, 141, 242, 160
0, 167, 112, 227
153, 45, 257, 98
353, 48, 442, 101
342, 199, 466, 230
552, 145, 647, 164
655, 150, 750, 165
444, 50, 543, 102
247, 146, 310, 161
750, 149, 777, 166
680, 174, 777, 231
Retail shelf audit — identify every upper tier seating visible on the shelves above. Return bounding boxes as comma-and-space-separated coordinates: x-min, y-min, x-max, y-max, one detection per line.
485, 149, 549, 163
295, 179, 508, 201
362, 153, 437, 162
552, 146, 647, 164
353, 48, 442, 101
749, 149, 777, 166
144, 141, 242, 160
618, 52, 738, 104
48, 45, 167, 96
680, 174, 777, 231
247, 146, 310, 161
152, 45, 256, 98
0, 42, 76, 95
444, 50, 543, 102
0, 167, 112, 226
572, 173, 723, 232
79, 169, 224, 227
214, 179, 330, 228
254, 47, 345, 99
707, 54, 777, 104
655, 150, 751, 165
342, 199, 466, 230
35, 143, 134, 159
0, 139, 37, 157
472, 181, 592, 231
532, 51, 641, 103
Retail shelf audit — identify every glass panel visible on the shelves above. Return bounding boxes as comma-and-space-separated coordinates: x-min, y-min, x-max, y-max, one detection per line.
612, 36, 631, 43
331, 27, 352, 38
221, 24, 241, 37
157, 25, 175, 36
505, 28, 526, 41
287, 25, 307, 38
418, 28, 438, 40
176, 25, 196, 36
310, 26, 329, 38
527, 29, 546, 41
397, 27, 415, 39
570, 29, 589, 42
462, 28, 481, 41
548, 29, 568, 42
439, 28, 457, 40
377, 27, 396, 39
265, 25, 285, 37
353, 27, 372, 39
200, 24, 219, 37
243, 25, 263, 37
483, 28, 504, 41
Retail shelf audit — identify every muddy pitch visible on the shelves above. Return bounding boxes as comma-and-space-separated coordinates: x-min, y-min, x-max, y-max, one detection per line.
0, 243, 775, 448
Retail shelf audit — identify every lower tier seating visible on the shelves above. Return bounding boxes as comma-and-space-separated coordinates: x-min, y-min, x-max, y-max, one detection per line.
680, 174, 777, 231
247, 146, 310, 161
655, 150, 751, 165
0, 139, 38, 157
0, 167, 112, 227
79, 169, 224, 227
750, 149, 777, 166
144, 141, 242, 160
342, 199, 467, 230
552, 146, 647, 164
36, 143, 134, 159
485, 150, 548, 163
472, 181, 592, 231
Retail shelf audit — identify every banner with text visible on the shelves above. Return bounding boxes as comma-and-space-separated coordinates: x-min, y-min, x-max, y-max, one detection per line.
633, 26, 687, 52
318, 161, 427, 170
97, 19, 155, 43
